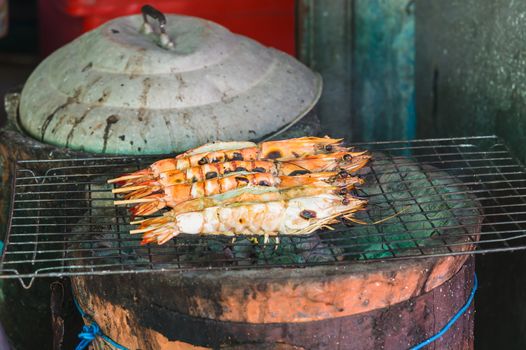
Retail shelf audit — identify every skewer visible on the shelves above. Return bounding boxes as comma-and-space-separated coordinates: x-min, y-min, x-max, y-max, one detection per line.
130, 219, 148, 225
112, 185, 148, 194
107, 174, 145, 184
114, 198, 157, 205
130, 227, 156, 234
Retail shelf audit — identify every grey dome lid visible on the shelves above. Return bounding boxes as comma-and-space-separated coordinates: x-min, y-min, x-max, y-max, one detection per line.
19, 12, 322, 155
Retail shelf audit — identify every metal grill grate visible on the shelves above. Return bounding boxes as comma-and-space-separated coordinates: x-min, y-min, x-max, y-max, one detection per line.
3, 135, 526, 288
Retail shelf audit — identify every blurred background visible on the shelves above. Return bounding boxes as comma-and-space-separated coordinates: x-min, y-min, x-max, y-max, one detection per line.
0, 0, 525, 349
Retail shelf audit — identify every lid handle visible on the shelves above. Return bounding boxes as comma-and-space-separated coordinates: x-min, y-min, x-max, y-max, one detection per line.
140, 5, 175, 50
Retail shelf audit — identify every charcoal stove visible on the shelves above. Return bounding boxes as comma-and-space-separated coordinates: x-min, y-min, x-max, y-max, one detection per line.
3, 135, 526, 349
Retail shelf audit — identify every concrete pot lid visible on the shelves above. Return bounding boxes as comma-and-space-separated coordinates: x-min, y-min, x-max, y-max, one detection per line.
19, 10, 322, 155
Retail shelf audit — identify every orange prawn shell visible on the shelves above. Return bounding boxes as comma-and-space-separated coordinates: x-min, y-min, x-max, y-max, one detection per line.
157, 173, 278, 207
154, 151, 370, 188
129, 171, 362, 217
152, 160, 278, 187
259, 137, 345, 160
148, 158, 189, 177
185, 148, 260, 167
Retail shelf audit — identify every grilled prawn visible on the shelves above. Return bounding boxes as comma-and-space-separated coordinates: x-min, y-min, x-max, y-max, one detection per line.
112, 151, 370, 197
132, 193, 367, 245
108, 137, 348, 186
117, 171, 363, 216
136, 184, 353, 217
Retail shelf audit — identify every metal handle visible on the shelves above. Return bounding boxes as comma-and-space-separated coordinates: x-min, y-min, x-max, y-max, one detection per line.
140, 5, 175, 49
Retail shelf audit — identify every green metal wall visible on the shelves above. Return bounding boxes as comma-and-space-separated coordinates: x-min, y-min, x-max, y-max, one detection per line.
297, 0, 415, 142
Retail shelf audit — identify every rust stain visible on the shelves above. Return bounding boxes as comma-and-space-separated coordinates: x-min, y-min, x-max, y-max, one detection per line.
101, 115, 120, 153
90, 76, 102, 87
40, 89, 82, 141
50, 114, 69, 135
162, 115, 172, 129
135, 77, 152, 129
161, 114, 176, 150
140, 77, 152, 106
137, 108, 146, 122
65, 108, 91, 147
81, 62, 93, 73
97, 88, 112, 104
125, 49, 146, 79
175, 74, 187, 102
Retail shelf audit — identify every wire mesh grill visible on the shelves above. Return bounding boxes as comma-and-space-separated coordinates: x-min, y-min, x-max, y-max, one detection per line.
3, 135, 526, 288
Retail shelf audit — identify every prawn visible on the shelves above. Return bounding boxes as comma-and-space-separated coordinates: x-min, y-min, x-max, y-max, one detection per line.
132, 193, 367, 245
111, 151, 370, 196
108, 137, 349, 186
129, 184, 355, 219
116, 172, 364, 216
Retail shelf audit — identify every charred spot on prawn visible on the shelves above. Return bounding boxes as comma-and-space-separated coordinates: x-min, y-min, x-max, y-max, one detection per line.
191, 176, 198, 183
300, 210, 317, 219
288, 169, 311, 176
231, 152, 243, 161
342, 197, 350, 205
205, 171, 218, 179
253, 167, 266, 173
198, 157, 208, 165
235, 176, 249, 183
211, 158, 220, 163
258, 180, 271, 186
235, 167, 247, 172
338, 170, 349, 178
265, 150, 283, 159
339, 188, 349, 195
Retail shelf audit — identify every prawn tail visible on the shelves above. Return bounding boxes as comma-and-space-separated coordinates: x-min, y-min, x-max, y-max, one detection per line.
129, 194, 167, 217
138, 220, 180, 245
123, 182, 160, 200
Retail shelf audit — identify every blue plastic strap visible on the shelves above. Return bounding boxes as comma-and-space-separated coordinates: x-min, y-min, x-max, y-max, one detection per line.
74, 297, 129, 350
409, 273, 478, 350
76, 324, 99, 350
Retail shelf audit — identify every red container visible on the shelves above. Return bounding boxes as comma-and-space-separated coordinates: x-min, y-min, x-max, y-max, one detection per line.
38, 0, 295, 57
